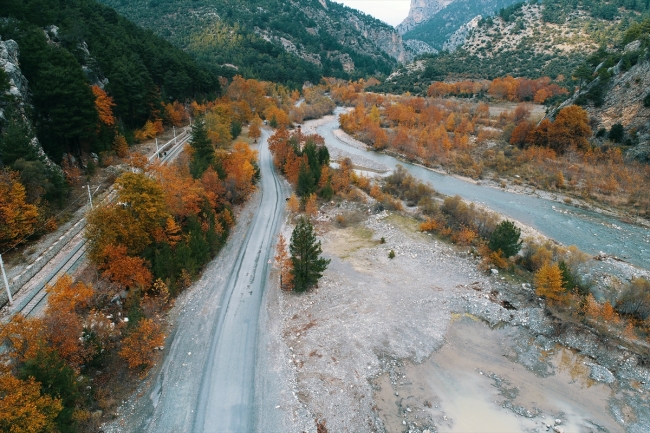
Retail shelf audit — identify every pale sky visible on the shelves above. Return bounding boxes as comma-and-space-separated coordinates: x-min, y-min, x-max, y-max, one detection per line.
331, 0, 411, 27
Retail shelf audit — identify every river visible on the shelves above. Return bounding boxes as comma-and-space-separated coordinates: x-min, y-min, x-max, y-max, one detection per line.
316, 109, 650, 271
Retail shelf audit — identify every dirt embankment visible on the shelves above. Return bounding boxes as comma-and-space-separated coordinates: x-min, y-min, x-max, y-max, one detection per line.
262, 201, 650, 433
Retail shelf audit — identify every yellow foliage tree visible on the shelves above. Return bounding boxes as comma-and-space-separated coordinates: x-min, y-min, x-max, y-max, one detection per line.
305, 193, 318, 217
287, 193, 300, 213
248, 115, 263, 143
535, 262, 566, 305
0, 373, 62, 433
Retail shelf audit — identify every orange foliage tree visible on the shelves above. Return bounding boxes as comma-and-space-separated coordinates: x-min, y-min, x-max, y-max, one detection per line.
119, 319, 164, 371
0, 170, 39, 250
274, 234, 294, 291
91, 85, 116, 127
43, 275, 95, 369
99, 244, 153, 290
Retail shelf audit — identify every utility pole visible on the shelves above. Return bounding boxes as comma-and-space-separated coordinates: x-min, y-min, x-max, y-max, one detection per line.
0, 254, 13, 305
86, 184, 93, 209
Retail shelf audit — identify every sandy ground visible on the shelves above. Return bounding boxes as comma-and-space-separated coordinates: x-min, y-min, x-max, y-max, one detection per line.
261, 199, 650, 433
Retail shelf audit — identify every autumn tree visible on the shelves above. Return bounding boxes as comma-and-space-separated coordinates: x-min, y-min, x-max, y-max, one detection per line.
290, 217, 330, 292
535, 262, 567, 305
0, 170, 39, 250
287, 193, 300, 213
547, 105, 592, 153
305, 193, 318, 217
0, 373, 62, 433
274, 234, 294, 291
249, 115, 263, 143
100, 244, 153, 290
119, 318, 165, 371
42, 275, 95, 369
91, 85, 116, 127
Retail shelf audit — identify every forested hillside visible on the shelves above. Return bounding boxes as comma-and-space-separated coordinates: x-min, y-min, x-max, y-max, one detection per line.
378, 0, 643, 95
1, 0, 220, 160
0, 0, 220, 250
95, 0, 407, 86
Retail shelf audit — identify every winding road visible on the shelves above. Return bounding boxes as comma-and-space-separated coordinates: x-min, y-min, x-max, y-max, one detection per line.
112, 129, 288, 432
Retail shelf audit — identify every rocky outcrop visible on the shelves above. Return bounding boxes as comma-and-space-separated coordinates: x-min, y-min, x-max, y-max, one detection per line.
0, 36, 61, 169
344, 12, 411, 63
397, 0, 455, 35
0, 37, 29, 111
442, 15, 480, 52
404, 39, 438, 55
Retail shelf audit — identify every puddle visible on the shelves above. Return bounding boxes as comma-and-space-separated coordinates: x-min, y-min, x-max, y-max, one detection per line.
373, 316, 622, 432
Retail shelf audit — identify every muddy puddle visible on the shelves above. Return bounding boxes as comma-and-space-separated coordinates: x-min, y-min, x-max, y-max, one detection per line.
373, 316, 622, 433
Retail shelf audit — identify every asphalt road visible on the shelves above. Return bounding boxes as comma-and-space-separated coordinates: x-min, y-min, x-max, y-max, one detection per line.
108, 129, 288, 433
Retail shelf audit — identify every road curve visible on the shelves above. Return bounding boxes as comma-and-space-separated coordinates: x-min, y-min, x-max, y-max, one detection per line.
192, 130, 288, 431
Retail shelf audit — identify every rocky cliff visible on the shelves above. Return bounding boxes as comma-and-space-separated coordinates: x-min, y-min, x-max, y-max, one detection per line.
0, 36, 56, 168
397, 0, 454, 35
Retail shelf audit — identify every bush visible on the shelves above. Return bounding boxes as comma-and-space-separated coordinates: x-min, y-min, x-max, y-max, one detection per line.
608, 123, 624, 143
488, 220, 522, 258
388, 250, 395, 259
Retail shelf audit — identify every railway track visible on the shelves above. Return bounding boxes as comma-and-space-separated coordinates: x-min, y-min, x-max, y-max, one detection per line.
2, 128, 192, 317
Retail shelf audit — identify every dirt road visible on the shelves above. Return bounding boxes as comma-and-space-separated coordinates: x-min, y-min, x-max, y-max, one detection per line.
103, 129, 289, 432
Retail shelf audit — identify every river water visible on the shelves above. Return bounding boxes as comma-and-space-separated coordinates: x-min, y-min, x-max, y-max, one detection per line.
316, 110, 650, 270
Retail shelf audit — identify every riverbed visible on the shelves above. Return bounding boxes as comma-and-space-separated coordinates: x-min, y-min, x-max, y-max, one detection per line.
313, 109, 650, 270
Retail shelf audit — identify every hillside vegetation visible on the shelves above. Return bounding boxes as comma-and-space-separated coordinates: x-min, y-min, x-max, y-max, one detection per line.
96, 0, 406, 86
379, 1, 638, 95
403, 0, 524, 50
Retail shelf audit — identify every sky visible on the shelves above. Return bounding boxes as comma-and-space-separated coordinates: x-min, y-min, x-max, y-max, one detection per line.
331, 0, 411, 26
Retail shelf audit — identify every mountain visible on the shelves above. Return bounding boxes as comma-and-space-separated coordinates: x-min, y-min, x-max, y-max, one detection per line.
402, 0, 524, 51
375, 2, 631, 95
397, 0, 454, 34
95, 0, 411, 86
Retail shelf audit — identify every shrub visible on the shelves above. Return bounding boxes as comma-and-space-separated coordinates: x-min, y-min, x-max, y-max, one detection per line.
388, 250, 395, 259
608, 123, 624, 143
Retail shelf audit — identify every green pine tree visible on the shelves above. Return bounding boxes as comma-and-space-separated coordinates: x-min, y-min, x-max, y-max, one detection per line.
290, 217, 330, 292
189, 116, 214, 178
296, 160, 316, 197
488, 220, 522, 258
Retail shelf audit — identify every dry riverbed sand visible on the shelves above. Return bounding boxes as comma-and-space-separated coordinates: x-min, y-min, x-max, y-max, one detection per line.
261, 199, 650, 433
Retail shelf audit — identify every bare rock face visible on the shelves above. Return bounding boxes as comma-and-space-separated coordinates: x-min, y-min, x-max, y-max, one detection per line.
0, 37, 29, 107
0, 36, 60, 170
397, 0, 456, 35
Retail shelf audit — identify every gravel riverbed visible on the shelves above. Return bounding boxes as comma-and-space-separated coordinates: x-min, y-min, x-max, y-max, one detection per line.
261, 200, 650, 433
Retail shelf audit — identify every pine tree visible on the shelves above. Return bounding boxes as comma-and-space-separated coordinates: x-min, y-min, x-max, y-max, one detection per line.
296, 161, 316, 197
488, 220, 522, 258
290, 217, 330, 292
189, 116, 214, 178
